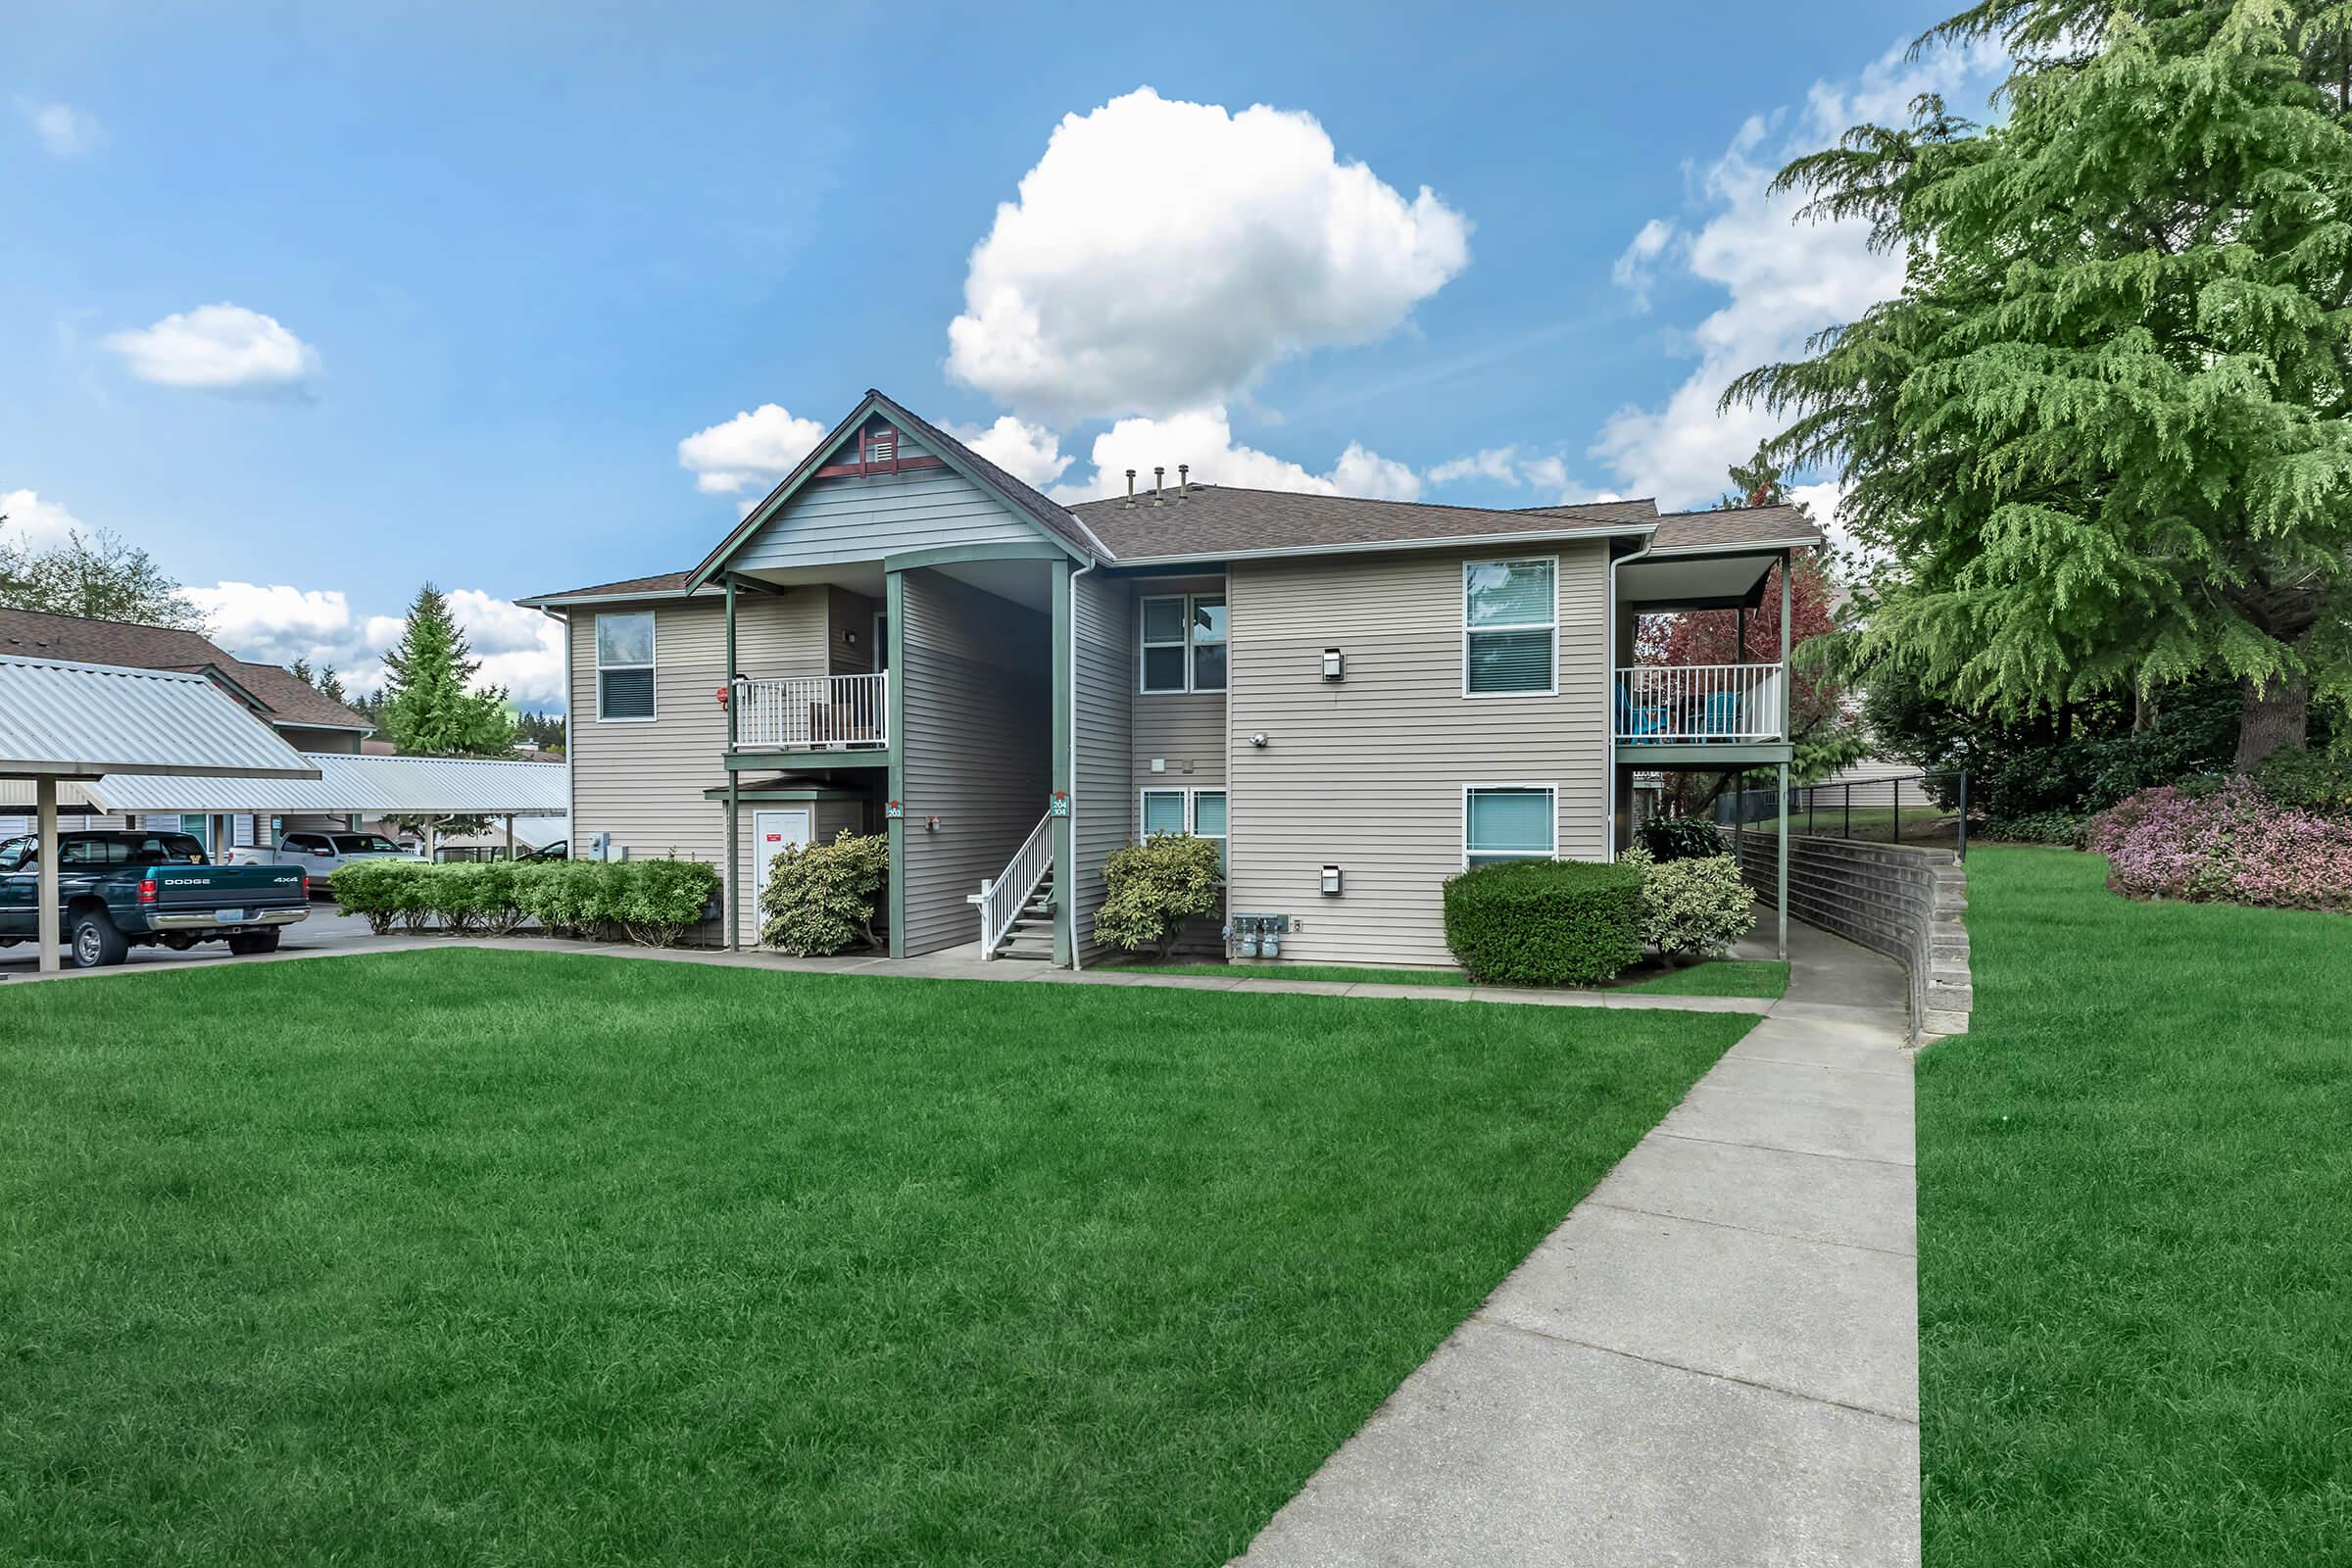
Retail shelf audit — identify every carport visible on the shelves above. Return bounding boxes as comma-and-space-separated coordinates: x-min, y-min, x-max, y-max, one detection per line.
0, 655, 320, 974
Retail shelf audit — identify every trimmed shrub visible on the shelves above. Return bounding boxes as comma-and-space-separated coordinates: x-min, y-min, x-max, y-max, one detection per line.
331, 858, 720, 945
2087, 777, 2352, 912
1983, 808, 2086, 847
1442, 859, 1642, 986
1638, 814, 1728, 862
2253, 749, 2352, 816
1095, 834, 1223, 958
1620, 847, 1752, 958
760, 831, 888, 956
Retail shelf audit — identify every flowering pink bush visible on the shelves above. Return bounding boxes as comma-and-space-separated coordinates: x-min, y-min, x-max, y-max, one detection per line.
2087, 777, 2352, 912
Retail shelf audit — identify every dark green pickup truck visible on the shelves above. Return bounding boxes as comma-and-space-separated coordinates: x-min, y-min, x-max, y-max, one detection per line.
0, 829, 312, 968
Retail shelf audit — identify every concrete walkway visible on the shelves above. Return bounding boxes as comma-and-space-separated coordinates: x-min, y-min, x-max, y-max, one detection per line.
1233, 917, 1918, 1567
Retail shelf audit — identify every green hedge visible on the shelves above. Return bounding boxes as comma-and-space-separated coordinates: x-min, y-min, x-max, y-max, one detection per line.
1441, 858, 1643, 986
330, 858, 720, 946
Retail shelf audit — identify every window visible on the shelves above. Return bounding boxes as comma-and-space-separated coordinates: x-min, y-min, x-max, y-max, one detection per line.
0, 838, 26, 872
597, 612, 657, 720
1191, 597, 1227, 692
1139, 591, 1227, 694
331, 834, 402, 855
1140, 788, 1228, 872
1141, 789, 1187, 837
1464, 558, 1556, 696
1465, 786, 1556, 868
1140, 597, 1188, 693
1192, 789, 1227, 871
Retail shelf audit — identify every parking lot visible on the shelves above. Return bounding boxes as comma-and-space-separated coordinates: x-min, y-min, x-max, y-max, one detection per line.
0, 899, 390, 979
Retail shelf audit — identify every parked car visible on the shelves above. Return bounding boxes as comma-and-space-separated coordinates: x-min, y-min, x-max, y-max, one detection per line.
518, 840, 567, 861
225, 829, 424, 891
0, 830, 312, 968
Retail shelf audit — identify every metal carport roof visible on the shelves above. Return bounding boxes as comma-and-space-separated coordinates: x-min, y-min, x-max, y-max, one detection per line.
0, 654, 321, 781
0, 751, 568, 816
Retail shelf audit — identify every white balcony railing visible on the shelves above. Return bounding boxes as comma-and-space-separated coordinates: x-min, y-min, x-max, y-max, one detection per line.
733, 672, 889, 751
1615, 663, 1785, 743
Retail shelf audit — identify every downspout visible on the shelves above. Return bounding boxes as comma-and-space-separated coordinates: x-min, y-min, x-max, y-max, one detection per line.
1066, 555, 1096, 970
1603, 528, 1656, 858
724, 575, 740, 952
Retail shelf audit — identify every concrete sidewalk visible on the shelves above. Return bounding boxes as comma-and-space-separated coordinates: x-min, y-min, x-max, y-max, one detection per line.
1233, 919, 1919, 1567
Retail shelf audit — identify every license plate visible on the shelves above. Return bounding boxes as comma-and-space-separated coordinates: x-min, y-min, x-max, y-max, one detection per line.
214, 908, 249, 924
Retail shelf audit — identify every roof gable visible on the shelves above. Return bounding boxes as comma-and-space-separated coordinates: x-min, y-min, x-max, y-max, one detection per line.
685, 390, 1102, 590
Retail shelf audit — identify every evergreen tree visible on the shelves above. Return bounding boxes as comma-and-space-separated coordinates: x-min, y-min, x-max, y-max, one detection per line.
316, 665, 347, 705
378, 583, 516, 756
1730, 0, 2352, 767
289, 657, 314, 686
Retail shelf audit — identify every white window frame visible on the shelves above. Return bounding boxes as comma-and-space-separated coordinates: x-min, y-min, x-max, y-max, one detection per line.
595, 611, 658, 723
1461, 783, 1559, 869
1137, 787, 1229, 866
1461, 556, 1558, 700
1138, 591, 1227, 695
1139, 787, 1191, 838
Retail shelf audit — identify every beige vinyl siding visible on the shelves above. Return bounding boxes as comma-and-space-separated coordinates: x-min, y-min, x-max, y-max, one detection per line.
826, 586, 880, 674
567, 589, 830, 915
897, 569, 1053, 956
1225, 543, 1608, 967
1128, 573, 1227, 798
732, 453, 1043, 574
1070, 569, 1133, 963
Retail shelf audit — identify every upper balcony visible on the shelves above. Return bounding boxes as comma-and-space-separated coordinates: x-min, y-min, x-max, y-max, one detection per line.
1615, 662, 1787, 759
732, 672, 888, 753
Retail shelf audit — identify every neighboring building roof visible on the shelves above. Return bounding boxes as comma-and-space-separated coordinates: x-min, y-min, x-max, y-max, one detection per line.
0, 654, 322, 781
0, 750, 569, 815
0, 606, 375, 733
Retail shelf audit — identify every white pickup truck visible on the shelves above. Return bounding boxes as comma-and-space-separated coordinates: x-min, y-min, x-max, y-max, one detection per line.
224, 830, 424, 890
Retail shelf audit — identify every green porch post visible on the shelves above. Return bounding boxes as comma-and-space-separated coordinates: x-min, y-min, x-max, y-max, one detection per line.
885, 568, 907, 959
1051, 559, 1075, 967
1778, 550, 1791, 960
725, 575, 740, 950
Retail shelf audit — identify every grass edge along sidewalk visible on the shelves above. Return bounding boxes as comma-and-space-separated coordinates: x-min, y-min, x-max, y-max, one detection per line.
1918, 847, 2352, 1566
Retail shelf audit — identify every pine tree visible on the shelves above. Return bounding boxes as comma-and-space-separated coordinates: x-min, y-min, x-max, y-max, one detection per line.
378, 583, 516, 756
289, 657, 314, 686
1730, 0, 2352, 767
317, 666, 347, 705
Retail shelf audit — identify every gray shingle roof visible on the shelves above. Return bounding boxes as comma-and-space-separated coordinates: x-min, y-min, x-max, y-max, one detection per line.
517, 569, 693, 603
1069, 486, 1667, 560
0, 607, 374, 732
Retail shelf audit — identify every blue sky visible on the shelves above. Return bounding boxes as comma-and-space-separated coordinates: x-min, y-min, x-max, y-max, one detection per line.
3, 1, 2000, 710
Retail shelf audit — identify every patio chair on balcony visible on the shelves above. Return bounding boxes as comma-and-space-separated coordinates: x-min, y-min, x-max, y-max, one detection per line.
1698, 688, 1745, 741
1615, 682, 1667, 745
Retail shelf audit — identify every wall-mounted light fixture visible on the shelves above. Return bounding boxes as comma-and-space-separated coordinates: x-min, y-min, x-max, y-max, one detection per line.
846, 629, 859, 647
1322, 648, 1345, 681
925, 815, 942, 832
1320, 864, 1343, 896
1250, 732, 1270, 749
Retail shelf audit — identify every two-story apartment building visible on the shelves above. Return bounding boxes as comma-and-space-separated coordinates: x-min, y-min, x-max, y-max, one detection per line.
519, 390, 1818, 967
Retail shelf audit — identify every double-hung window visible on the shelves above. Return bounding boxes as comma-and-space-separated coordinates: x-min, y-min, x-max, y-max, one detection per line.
1464, 785, 1556, 868
596, 612, 657, 721
1463, 558, 1555, 696
1139, 592, 1228, 694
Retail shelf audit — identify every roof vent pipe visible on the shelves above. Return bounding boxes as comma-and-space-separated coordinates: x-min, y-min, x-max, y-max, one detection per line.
1125, 468, 1137, 507
1177, 464, 1189, 498
1153, 466, 1165, 505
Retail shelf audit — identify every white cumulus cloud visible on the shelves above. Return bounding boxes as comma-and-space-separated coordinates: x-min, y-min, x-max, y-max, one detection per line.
186, 581, 566, 708
677, 403, 829, 496
947, 86, 1471, 419
1428, 446, 1523, 485
101, 304, 321, 392
949, 416, 1072, 489
1051, 405, 1420, 503
17, 98, 101, 157
0, 488, 91, 552
1592, 40, 2007, 509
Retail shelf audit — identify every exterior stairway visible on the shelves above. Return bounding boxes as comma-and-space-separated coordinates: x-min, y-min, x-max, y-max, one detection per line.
992, 868, 1056, 961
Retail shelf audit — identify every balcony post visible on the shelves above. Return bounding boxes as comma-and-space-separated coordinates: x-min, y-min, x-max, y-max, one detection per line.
1778, 550, 1792, 744
725, 574, 740, 951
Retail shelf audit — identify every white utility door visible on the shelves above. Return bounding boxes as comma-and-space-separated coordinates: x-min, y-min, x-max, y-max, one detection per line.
751, 809, 812, 911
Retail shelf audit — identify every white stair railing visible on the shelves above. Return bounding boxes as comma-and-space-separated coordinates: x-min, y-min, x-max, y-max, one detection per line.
733, 672, 889, 750
969, 812, 1054, 959
1615, 663, 1785, 742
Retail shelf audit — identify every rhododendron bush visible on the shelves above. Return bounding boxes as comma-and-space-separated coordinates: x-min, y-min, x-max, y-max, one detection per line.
2087, 778, 2352, 912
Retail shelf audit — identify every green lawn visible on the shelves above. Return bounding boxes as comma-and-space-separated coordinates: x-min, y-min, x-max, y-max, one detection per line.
1109, 958, 1789, 999
1919, 849, 2352, 1565
0, 950, 1753, 1566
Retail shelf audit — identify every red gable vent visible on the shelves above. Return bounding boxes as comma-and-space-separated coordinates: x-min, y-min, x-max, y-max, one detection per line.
817, 421, 945, 479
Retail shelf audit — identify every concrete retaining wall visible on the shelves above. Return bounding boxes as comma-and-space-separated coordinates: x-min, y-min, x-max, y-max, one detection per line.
1735, 830, 1973, 1042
